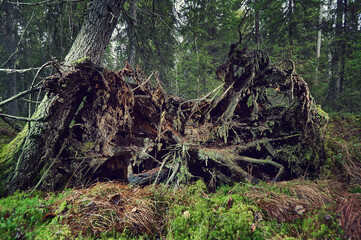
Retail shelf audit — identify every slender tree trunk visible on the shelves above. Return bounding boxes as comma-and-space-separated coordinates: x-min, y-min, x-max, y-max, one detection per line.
128, 0, 138, 66
175, 60, 179, 96
1, 0, 125, 196
328, 0, 344, 108
339, 0, 347, 93
288, 0, 294, 58
315, 0, 323, 84
254, 0, 260, 49
2, 3, 19, 116
195, 36, 200, 97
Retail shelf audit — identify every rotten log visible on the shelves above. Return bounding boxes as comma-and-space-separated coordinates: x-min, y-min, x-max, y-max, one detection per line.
0, 48, 328, 195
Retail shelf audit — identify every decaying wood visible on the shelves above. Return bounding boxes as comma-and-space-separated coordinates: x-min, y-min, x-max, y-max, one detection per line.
0, 47, 328, 194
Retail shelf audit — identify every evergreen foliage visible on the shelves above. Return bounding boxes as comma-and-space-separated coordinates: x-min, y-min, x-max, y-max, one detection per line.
1, 0, 360, 113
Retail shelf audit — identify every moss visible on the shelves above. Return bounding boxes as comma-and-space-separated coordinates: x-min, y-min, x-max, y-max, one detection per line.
316, 105, 329, 119
70, 56, 91, 67
0, 181, 345, 239
81, 142, 95, 153
0, 126, 28, 195
187, 179, 207, 195
0, 125, 27, 171
0, 190, 71, 239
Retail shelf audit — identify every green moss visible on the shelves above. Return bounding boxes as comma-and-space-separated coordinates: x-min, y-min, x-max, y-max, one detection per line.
0, 181, 345, 239
0, 125, 29, 195
70, 56, 91, 67
0, 126, 27, 162
167, 191, 259, 239
187, 179, 207, 195
316, 105, 329, 120
349, 185, 361, 194
33, 216, 72, 240
82, 142, 95, 153
0, 190, 70, 239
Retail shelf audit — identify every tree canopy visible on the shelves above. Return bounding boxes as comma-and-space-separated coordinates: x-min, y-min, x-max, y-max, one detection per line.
1, 0, 360, 115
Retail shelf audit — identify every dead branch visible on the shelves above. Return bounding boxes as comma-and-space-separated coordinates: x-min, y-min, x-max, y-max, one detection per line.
0, 113, 45, 122
0, 85, 43, 108
0, 67, 41, 74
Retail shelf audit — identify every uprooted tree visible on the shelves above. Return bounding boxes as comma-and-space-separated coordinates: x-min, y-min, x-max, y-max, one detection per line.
0, 0, 328, 196
0, 45, 328, 195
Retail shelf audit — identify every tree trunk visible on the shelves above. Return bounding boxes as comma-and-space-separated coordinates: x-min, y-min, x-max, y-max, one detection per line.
254, 0, 260, 48
1, 0, 124, 196
339, 0, 347, 93
328, 0, 344, 109
288, 0, 294, 58
315, 0, 323, 84
64, 0, 124, 65
127, 0, 138, 66
2, 2, 19, 116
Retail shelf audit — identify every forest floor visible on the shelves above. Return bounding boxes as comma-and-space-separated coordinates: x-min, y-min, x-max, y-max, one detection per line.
0, 115, 360, 240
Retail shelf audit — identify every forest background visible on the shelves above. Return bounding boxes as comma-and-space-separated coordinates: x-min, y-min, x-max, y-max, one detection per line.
0, 0, 360, 117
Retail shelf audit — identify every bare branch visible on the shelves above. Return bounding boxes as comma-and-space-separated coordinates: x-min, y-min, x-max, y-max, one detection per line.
1, 11, 35, 67
0, 85, 43, 108
5, 0, 83, 6
236, 156, 284, 182
0, 67, 41, 74
0, 113, 44, 122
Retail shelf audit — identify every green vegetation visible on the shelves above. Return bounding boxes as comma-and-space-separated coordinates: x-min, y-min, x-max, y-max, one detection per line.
0, 190, 72, 240
0, 179, 349, 240
2, 0, 360, 114
322, 114, 361, 182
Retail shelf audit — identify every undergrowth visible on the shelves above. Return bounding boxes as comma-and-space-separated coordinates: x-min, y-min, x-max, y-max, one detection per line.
323, 114, 361, 183
0, 180, 349, 239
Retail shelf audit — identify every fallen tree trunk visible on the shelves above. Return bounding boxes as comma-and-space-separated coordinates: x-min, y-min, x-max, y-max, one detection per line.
0, 47, 328, 195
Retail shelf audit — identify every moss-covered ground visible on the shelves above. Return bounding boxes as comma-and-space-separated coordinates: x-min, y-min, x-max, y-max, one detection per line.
0, 115, 360, 239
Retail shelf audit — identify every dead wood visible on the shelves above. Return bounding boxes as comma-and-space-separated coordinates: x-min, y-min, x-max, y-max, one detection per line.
0, 47, 328, 194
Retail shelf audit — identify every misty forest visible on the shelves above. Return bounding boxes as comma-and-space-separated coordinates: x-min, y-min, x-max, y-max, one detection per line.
0, 0, 360, 239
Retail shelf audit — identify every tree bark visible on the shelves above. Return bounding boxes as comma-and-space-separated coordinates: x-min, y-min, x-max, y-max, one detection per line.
127, 0, 138, 66
64, 0, 124, 65
1, 0, 125, 196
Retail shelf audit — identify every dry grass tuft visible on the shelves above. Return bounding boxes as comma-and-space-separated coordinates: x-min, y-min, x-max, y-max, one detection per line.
54, 181, 163, 237
246, 180, 337, 222
326, 116, 361, 183
254, 193, 308, 222
280, 180, 338, 206
245, 180, 361, 239
337, 193, 361, 240
339, 141, 361, 182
